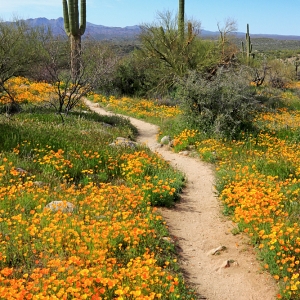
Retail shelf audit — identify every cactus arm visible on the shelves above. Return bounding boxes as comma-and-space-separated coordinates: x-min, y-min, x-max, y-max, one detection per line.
241, 41, 245, 56
63, 0, 86, 36
178, 0, 185, 40
62, 0, 71, 35
79, 0, 86, 35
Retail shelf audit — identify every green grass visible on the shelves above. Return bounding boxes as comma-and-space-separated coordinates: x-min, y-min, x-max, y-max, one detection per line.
89, 87, 300, 299
0, 102, 198, 299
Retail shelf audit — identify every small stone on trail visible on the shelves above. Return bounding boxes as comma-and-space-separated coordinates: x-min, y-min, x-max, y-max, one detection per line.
160, 135, 170, 145
222, 260, 231, 268
208, 245, 227, 255
179, 151, 190, 156
215, 259, 239, 271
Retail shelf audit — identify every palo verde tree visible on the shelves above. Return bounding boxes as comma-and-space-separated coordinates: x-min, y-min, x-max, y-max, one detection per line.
62, 0, 86, 79
138, 11, 200, 95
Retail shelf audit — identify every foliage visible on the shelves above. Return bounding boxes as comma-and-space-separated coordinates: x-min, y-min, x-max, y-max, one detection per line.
90, 93, 181, 123
176, 68, 261, 138
0, 87, 195, 298
133, 11, 242, 98
217, 18, 238, 66
0, 19, 47, 111
33, 35, 118, 115
112, 51, 152, 97
0, 77, 55, 107
90, 73, 300, 299
137, 11, 202, 96
211, 124, 300, 299
266, 59, 295, 87
153, 84, 300, 299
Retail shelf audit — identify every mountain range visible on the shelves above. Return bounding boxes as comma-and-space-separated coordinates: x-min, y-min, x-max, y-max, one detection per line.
15, 17, 300, 41
23, 17, 141, 40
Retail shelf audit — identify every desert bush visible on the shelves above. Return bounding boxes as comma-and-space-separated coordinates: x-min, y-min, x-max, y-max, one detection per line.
176, 68, 261, 138
112, 51, 153, 97
0, 19, 47, 110
266, 59, 294, 88
136, 11, 225, 98
32, 34, 119, 115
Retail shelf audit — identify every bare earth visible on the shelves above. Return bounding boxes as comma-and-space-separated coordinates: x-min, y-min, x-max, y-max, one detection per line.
85, 100, 278, 300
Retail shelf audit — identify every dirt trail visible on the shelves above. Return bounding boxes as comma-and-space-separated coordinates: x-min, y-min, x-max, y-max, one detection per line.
85, 100, 278, 300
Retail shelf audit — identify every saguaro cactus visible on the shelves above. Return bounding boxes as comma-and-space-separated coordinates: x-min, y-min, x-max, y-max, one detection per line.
178, 0, 185, 40
62, 0, 86, 79
241, 23, 254, 63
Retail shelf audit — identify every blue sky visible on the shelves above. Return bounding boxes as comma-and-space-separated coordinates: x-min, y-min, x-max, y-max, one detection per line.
0, 0, 298, 36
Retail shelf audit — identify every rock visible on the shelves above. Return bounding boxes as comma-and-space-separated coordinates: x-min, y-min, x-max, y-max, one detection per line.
15, 167, 28, 174
215, 259, 238, 272
109, 137, 138, 148
101, 122, 113, 128
208, 245, 227, 255
221, 260, 231, 268
232, 260, 239, 267
160, 135, 170, 145
116, 137, 128, 142
33, 181, 45, 187
162, 236, 175, 244
45, 201, 75, 213
179, 151, 190, 156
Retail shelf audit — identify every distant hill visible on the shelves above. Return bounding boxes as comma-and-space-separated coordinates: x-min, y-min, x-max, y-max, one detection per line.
22, 17, 141, 41
201, 29, 300, 41
5, 17, 300, 43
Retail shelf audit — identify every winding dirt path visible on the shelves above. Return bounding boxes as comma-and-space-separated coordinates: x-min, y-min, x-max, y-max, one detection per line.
85, 100, 278, 300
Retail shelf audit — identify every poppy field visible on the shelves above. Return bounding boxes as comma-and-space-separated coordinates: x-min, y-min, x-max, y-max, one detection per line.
93, 85, 300, 299
0, 78, 197, 299
4, 76, 300, 299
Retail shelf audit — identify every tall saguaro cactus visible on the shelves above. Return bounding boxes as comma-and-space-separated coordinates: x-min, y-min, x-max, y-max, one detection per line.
241, 23, 253, 64
178, 0, 185, 40
62, 0, 86, 79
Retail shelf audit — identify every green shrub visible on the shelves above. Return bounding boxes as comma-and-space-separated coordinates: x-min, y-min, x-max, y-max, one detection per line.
176, 68, 261, 138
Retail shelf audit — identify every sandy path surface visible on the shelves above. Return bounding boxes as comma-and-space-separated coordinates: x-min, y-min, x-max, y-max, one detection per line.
85, 100, 278, 300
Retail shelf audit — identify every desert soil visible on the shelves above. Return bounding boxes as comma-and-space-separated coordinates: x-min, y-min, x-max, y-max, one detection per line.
85, 99, 278, 300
